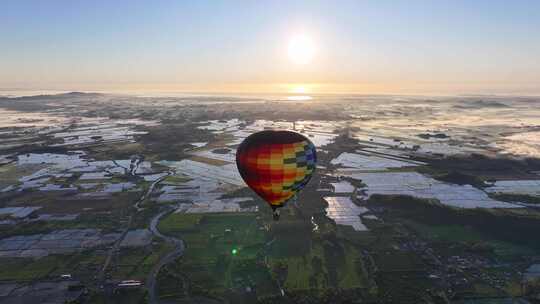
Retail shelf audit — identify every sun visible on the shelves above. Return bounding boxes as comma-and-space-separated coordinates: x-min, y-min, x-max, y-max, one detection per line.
288, 34, 315, 65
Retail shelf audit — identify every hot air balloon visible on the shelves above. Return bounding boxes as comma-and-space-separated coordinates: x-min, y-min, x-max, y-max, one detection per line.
236, 130, 317, 220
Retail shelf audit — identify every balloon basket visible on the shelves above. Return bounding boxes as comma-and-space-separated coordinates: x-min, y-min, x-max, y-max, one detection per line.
272, 209, 280, 221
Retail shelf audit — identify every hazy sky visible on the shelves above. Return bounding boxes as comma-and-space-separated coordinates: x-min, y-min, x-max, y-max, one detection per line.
1, 0, 539, 95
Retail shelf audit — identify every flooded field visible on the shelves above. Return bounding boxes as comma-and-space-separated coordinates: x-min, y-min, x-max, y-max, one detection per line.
485, 180, 540, 196
352, 172, 522, 209
198, 118, 342, 148
324, 197, 370, 231
331, 151, 424, 171
0, 229, 121, 258
175, 197, 258, 214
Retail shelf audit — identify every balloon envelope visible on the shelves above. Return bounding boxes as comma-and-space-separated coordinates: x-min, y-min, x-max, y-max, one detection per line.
236, 130, 317, 209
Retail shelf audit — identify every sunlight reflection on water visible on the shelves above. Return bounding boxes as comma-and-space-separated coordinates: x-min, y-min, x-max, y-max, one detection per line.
286, 95, 312, 101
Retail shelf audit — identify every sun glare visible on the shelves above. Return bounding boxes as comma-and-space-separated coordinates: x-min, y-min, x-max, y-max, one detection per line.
292, 86, 307, 94
287, 85, 312, 101
288, 34, 315, 65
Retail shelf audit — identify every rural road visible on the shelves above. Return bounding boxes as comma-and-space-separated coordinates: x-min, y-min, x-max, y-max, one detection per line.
147, 208, 186, 304
98, 216, 132, 283
99, 169, 172, 288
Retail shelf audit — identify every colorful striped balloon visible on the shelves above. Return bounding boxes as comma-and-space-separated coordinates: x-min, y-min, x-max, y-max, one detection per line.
236, 130, 317, 219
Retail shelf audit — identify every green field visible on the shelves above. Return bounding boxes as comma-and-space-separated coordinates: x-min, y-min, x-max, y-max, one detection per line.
0, 250, 106, 282
158, 210, 375, 301
0, 256, 61, 281
162, 175, 192, 185
0, 213, 122, 239
158, 212, 271, 300
405, 220, 536, 257
0, 163, 43, 191
87, 289, 148, 304
158, 213, 204, 233
269, 240, 368, 291
111, 241, 172, 280
490, 193, 540, 205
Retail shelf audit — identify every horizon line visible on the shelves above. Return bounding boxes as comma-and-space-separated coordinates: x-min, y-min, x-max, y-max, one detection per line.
1, 89, 540, 99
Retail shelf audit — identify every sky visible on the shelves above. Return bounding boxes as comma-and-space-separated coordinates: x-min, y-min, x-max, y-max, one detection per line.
1, 0, 539, 95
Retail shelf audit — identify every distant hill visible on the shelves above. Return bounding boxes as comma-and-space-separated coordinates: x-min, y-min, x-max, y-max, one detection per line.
0, 91, 104, 101
453, 99, 510, 109
0, 92, 106, 103
24, 91, 104, 100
